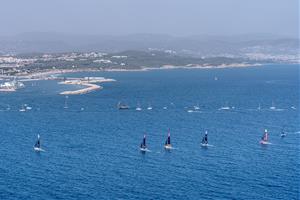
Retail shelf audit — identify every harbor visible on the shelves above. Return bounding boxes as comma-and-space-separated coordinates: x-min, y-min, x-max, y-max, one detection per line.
0, 80, 25, 92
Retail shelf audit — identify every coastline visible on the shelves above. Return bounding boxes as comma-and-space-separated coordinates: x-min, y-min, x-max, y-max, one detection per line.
10, 62, 264, 79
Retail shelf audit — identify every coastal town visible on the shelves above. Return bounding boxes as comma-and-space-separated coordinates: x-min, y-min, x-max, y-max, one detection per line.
0, 48, 298, 94
0, 48, 298, 77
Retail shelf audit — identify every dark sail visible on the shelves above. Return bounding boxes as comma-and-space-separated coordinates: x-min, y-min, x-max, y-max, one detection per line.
34, 135, 41, 148
141, 135, 146, 148
167, 134, 171, 145
143, 135, 146, 146
166, 129, 171, 145
202, 131, 208, 144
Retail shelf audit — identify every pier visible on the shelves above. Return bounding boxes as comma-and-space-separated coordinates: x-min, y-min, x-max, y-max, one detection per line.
59, 77, 115, 95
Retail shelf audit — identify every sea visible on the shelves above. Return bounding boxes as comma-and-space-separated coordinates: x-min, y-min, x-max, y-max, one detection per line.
0, 64, 299, 200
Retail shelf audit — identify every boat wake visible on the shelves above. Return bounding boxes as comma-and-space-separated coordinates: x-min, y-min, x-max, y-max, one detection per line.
269, 108, 285, 112
288, 131, 300, 135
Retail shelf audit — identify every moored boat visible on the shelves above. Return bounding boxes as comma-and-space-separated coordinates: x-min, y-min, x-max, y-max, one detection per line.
280, 128, 287, 137
118, 102, 129, 110
136, 103, 142, 111
19, 104, 26, 112
269, 101, 276, 110
147, 103, 153, 110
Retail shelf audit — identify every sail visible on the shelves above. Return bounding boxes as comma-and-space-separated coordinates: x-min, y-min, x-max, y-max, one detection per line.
167, 133, 171, 145
202, 131, 208, 144
34, 135, 40, 148
264, 133, 268, 141
141, 135, 146, 148
263, 130, 268, 141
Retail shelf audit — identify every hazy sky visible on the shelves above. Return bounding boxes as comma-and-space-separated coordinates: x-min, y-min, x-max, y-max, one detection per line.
1, 0, 299, 37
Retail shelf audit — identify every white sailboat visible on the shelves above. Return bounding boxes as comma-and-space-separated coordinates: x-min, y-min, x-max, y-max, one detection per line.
19, 104, 26, 112
25, 104, 32, 110
136, 103, 142, 111
194, 103, 200, 110
269, 101, 276, 110
64, 96, 69, 109
219, 102, 230, 110
147, 103, 153, 110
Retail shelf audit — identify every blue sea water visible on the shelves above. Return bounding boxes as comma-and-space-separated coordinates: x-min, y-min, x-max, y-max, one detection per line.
0, 64, 299, 200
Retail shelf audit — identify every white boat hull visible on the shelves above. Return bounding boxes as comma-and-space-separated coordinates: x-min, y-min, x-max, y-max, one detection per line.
219, 107, 230, 110
34, 147, 44, 152
260, 140, 271, 145
140, 148, 148, 152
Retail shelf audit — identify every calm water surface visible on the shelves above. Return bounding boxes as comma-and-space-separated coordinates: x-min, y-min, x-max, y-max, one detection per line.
0, 64, 299, 199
